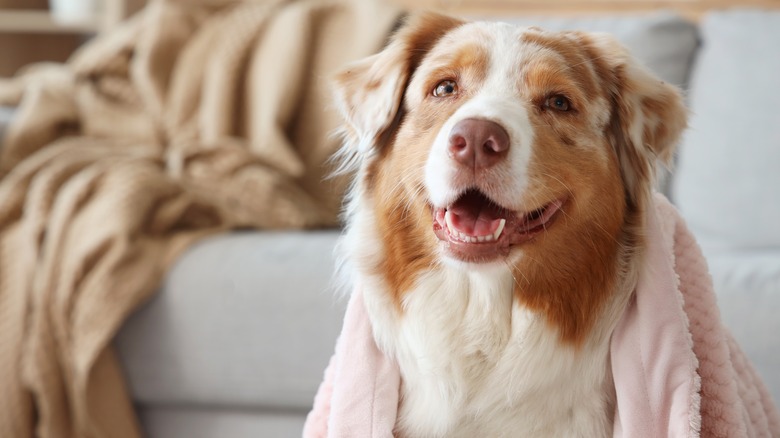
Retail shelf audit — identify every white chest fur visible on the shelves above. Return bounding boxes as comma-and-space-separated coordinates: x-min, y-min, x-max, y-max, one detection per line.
361, 265, 617, 438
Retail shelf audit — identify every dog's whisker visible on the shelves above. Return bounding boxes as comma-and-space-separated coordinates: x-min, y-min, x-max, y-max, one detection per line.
504, 259, 530, 288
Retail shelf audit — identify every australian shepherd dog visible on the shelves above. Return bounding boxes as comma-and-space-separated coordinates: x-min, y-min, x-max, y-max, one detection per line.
331, 13, 687, 437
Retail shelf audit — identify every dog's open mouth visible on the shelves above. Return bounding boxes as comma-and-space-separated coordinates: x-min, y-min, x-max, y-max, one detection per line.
432, 188, 565, 262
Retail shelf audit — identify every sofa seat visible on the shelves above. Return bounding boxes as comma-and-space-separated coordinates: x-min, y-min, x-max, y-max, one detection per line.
114, 231, 345, 436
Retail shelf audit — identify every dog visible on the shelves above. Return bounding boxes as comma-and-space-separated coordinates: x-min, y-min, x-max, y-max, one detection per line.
331, 13, 687, 438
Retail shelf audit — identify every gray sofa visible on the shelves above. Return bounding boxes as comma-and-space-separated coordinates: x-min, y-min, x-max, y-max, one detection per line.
2, 9, 778, 438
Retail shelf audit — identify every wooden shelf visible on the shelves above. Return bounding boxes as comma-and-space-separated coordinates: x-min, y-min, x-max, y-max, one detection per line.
0, 9, 100, 34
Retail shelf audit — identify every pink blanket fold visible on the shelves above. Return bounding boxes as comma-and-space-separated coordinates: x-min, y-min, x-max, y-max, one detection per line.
304, 195, 780, 437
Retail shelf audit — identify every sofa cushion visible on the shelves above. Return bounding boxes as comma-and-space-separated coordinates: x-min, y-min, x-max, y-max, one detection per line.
674, 10, 780, 252
115, 231, 345, 410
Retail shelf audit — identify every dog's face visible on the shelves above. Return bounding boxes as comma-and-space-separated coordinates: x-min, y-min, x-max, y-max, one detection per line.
335, 14, 686, 340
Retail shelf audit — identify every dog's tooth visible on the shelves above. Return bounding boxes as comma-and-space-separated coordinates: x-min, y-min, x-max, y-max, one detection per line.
484, 234, 494, 242
445, 210, 455, 233
477, 235, 485, 242
493, 219, 506, 240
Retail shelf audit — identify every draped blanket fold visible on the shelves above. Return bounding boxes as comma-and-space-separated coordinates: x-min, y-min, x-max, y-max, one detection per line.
304, 195, 780, 438
0, 1, 401, 436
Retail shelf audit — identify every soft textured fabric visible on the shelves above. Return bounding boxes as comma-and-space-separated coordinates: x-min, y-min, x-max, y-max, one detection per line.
0, 1, 401, 437
611, 196, 780, 437
610, 195, 700, 437
304, 195, 780, 437
115, 231, 344, 409
673, 10, 780, 251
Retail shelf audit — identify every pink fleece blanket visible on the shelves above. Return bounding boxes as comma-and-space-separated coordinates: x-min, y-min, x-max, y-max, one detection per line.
304, 195, 780, 437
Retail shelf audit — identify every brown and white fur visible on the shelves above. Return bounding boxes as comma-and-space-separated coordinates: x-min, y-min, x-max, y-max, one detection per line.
332, 13, 687, 438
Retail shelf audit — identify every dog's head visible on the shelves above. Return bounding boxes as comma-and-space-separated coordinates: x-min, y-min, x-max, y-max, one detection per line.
335, 14, 686, 340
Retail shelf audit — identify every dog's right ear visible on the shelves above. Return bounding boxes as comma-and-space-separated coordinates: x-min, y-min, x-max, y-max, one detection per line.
333, 13, 463, 156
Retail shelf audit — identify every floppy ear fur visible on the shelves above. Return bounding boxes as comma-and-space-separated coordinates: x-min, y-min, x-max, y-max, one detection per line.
587, 33, 688, 208
332, 13, 463, 159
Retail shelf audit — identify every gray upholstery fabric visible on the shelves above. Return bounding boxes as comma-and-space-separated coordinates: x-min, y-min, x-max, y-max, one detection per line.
115, 231, 345, 409
136, 405, 305, 438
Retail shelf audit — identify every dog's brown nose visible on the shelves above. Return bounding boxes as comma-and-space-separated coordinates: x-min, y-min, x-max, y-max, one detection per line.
448, 118, 510, 169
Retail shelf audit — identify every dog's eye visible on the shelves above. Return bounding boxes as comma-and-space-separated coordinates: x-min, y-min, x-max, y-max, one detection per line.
545, 95, 571, 112
433, 80, 458, 97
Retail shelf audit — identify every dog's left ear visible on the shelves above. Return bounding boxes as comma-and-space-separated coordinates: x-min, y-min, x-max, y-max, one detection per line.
585, 33, 688, 206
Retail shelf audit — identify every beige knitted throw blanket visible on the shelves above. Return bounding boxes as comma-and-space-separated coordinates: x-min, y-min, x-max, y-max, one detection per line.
0, 0, 401, 436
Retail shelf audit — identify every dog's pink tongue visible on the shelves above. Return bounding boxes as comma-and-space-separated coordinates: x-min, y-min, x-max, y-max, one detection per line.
448, 191, 505, 236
